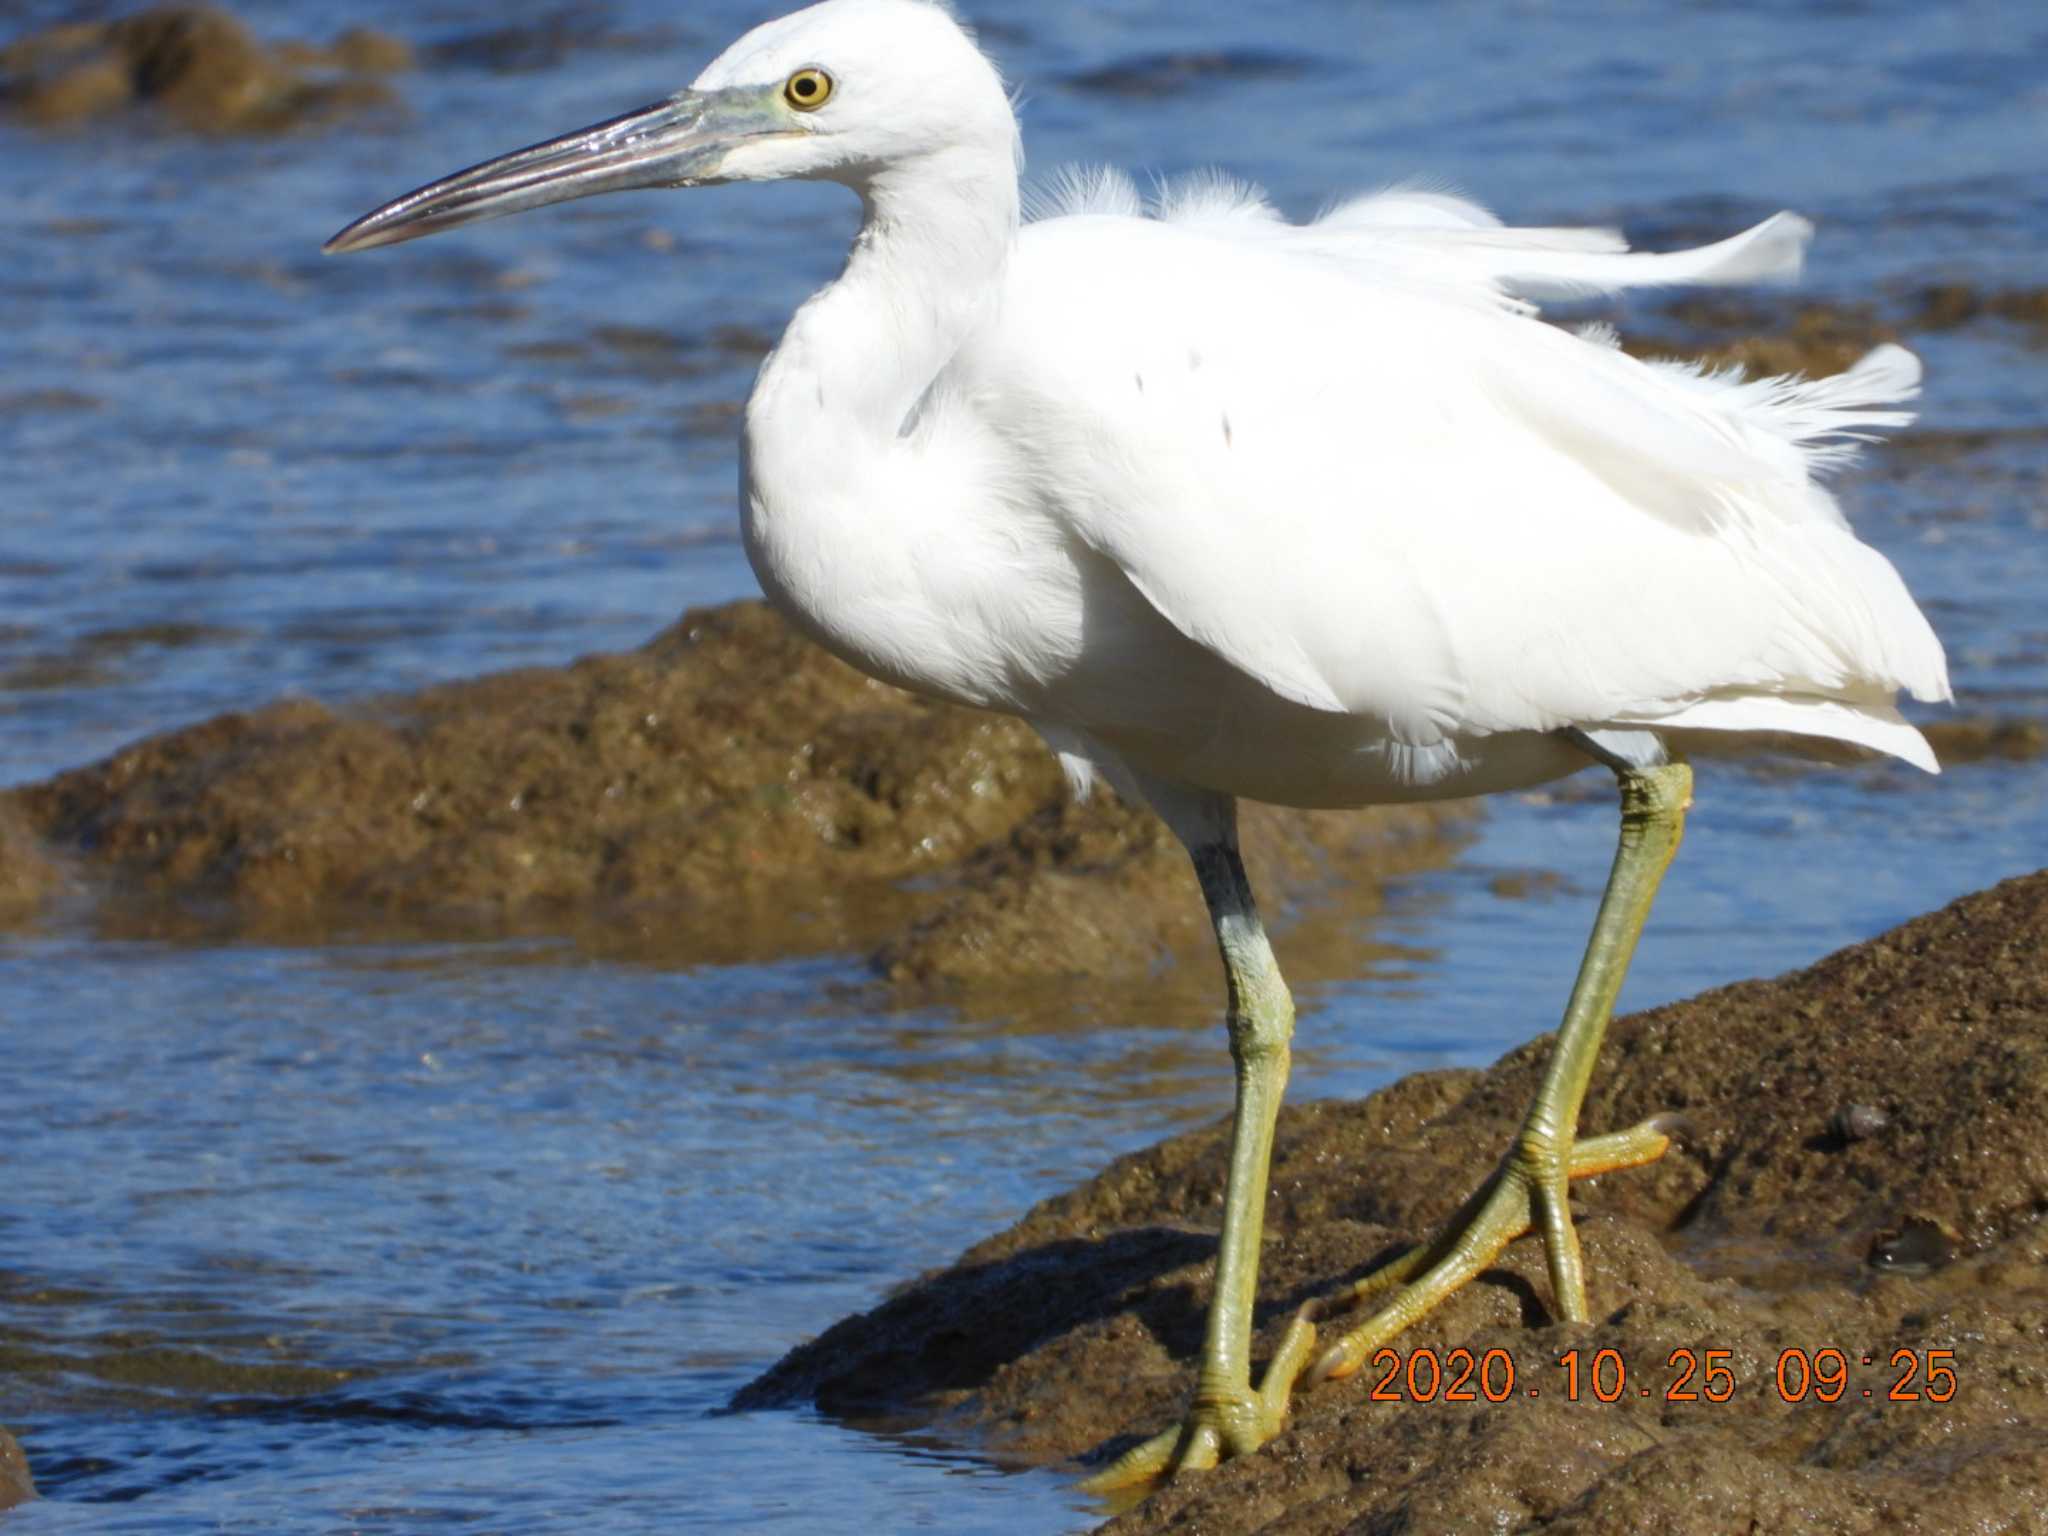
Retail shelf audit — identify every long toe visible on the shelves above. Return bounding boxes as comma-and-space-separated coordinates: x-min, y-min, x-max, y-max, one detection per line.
1081, 1412, 1226, 1493
1078, 1333, 1319, 1495
1307, 1116, 1678, 1384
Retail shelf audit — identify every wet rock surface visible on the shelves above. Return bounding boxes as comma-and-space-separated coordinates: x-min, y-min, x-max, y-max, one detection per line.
743, 870, 2048, 1534
0, 1428, 30, 1512
0, 6, 410, 133
0, 599, 1463, 982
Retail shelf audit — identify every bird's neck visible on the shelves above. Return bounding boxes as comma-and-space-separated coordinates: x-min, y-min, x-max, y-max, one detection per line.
745, 147, 1015, 497
740, 144, 1018, 667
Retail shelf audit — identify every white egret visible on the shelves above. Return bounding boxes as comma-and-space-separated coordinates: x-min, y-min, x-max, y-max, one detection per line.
327, 0, 1949, 1489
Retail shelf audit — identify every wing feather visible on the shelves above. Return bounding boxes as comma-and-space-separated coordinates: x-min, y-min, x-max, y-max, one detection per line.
967, 189, 1946, 765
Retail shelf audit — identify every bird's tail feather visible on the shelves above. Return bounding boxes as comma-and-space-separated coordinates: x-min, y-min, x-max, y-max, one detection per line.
1635, 695, 1941, 773
1650, 343, 1923, 476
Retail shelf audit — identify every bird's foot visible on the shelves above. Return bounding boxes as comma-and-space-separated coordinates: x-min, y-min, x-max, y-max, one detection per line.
1078, 1115, 1681, 1493
1306, 1114, 1681, 1385
1079, 1315, 1321, 1493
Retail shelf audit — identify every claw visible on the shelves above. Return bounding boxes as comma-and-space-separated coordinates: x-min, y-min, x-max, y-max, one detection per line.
1309, 1343, 1361, 1384
1646, 1110, 1696, 1147
1079, 1313, 1320, 1493
1079, 1414, 1219, 1493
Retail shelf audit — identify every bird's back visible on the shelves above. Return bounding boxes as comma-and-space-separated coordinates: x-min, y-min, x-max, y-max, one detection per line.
944, 175, 1947, 795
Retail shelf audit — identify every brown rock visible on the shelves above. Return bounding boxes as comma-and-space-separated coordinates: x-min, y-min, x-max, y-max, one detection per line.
1618, 282, 2048, 389
2, 599, 1466, 982
741, 869, 2048, 1533
5, 51, 132, 124
274, 27, 414, 77
1621, 297, 1898, 379
0, 806, 65, 926
876, 792, 1448, 994
1, 5, 406, 133
110, 5, 273, 127
0, 1429, 29, 1511
1911, 282, 2048, 337
331, 28, 414, 75
1923, 716, 2048, 766
0, 22, 107, 77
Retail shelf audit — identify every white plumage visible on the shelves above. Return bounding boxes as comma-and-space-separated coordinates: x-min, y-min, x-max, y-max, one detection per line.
326, 0, 1952, 1486
741, 138, 1946, 810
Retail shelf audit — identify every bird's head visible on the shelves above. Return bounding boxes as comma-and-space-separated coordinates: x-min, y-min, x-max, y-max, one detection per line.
325, 0, 1012, 255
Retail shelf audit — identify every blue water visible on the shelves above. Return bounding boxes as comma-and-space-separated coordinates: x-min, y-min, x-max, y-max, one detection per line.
3, 1, 2045, 1530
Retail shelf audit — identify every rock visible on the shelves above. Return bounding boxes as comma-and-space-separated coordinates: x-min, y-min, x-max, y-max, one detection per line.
0, 1429, 29, 1511
1, 600, 1466, 982
1620, 297, 1899, 379
1910, 283, 2048, 337
275, 28, 415, 79
1619, 281, 2048, 386
875, 792, 1449, 992
1828, 1101, 1889, 1143
1921, 715, 2048, 767
0, 807, 64, 926
741, 869, 2048, 1533
0, 6, 409, 133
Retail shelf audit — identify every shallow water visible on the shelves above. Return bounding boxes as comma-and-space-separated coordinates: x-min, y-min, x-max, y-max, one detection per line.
2, 1, 2045, 1530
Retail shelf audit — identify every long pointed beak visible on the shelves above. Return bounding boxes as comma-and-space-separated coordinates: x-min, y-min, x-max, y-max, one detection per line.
324, 89, 779, 254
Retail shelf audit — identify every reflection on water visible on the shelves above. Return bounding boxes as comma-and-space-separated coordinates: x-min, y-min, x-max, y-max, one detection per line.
3, 0, 2046, 1531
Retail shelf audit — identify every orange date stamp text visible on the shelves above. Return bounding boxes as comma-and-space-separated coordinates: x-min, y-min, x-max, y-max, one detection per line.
1362, 1346, 1957, 1404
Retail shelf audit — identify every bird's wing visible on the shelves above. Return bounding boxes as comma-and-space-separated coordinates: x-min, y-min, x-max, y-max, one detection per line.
1030, 170, 1817, 311
969, 183, 1946, 754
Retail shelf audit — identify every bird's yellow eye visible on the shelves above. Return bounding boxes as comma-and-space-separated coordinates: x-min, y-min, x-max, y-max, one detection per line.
784, 68, 834, 111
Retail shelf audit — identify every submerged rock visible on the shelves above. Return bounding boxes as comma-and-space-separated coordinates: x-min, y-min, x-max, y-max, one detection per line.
1065, 49, 1320, 99
0, 6, 410, 133
743, 869, 2048, 1533
0, 600, 1465, 983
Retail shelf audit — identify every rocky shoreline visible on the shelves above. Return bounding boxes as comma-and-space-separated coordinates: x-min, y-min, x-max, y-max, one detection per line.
744, 871, 2048, 1534
0, 600, 1465, 994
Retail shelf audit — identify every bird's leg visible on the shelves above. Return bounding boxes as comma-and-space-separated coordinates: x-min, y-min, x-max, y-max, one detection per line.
1082, 806, 1306, 1491
1307, 759, 1693, 1384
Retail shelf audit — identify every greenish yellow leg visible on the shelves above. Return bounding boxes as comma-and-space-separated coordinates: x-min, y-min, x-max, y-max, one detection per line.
1308, 760, 1693, 1385
1082, 828, 1300, 1492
